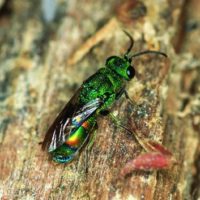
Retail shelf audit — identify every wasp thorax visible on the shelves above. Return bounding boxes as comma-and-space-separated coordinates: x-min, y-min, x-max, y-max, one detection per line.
105, 56, 135, 81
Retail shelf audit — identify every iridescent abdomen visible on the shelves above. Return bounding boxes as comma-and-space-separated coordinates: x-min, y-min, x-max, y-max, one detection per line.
51, 116, 96, 163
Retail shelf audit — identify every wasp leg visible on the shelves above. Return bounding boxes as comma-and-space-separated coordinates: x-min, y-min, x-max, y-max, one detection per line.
108, 113, 149, 151
84, 125, 98, 174
87, 128, 98, 151
124, 90, 136, 105
116, 87, 126, 100
116, 88, 136, 105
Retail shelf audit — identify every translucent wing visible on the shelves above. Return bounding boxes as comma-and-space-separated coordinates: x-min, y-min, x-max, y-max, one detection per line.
42, 89, 102, 152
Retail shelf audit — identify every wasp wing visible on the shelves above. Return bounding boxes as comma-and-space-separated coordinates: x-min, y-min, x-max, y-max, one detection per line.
42, 89, 102, 152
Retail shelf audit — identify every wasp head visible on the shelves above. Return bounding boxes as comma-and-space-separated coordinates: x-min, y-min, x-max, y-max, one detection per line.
105, 56, 135, 81
105, 31, 167, 81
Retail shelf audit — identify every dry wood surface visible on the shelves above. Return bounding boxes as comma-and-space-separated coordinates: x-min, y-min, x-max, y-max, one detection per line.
0, 0, 200, 199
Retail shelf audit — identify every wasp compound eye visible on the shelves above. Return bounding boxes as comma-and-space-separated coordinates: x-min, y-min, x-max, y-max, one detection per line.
126, 66, 135, 79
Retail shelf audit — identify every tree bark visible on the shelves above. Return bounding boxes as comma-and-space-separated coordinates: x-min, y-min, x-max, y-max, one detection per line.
0, 0, 200, 199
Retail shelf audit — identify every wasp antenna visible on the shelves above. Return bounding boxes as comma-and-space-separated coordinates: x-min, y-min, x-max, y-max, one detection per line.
131, 50, 167, 59
123, 30, 134, 58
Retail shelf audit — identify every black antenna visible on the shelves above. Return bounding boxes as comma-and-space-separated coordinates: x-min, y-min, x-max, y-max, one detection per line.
123, 30, 134, 58
123, 31, 167, 59
131, 50, 167, 59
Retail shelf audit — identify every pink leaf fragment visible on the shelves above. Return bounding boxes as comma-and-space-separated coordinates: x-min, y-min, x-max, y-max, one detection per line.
120, 152, 175, 177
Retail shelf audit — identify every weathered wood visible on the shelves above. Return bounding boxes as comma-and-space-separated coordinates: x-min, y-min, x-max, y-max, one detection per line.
0, 0, 199, 199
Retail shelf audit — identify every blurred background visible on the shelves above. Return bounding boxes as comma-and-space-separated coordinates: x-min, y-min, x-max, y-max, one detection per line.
0, 0, 200, 199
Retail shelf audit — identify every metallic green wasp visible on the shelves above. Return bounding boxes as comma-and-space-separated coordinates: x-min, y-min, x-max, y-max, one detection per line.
42, 32, 167, 163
